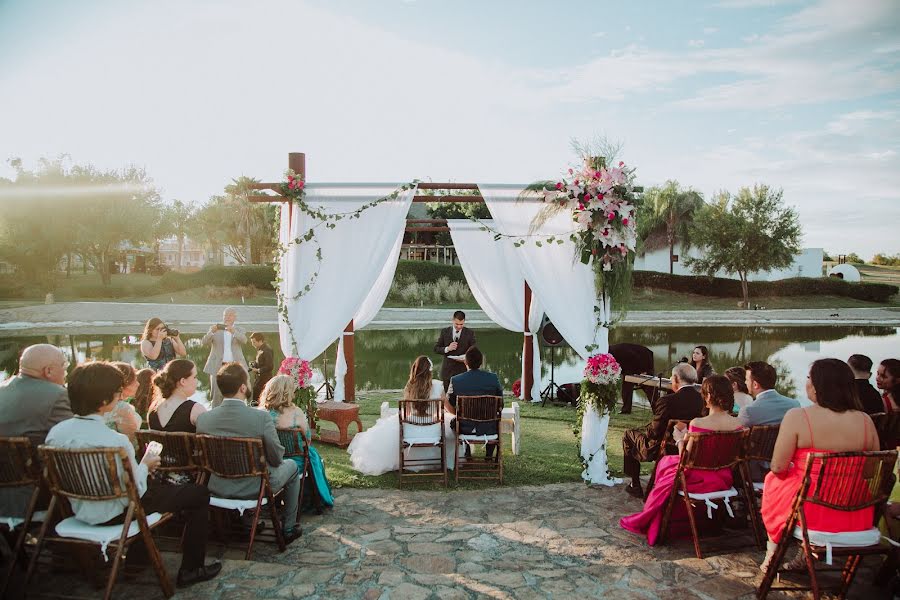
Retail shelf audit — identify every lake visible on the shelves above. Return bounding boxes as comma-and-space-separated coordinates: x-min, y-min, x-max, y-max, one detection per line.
0, 324, 896, 404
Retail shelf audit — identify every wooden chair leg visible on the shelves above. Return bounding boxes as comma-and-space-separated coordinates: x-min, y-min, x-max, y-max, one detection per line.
679, 474, 703, 559
837, 554, 861, 599
103, 506, 135, 600
245, 490, 267, 560
268, 488, 286, 552
657, 472, 681, 545
498, 439, 503, 485
23, 496, 56, 589
139, 514, 174, 598
757, 532, 793, 599
1, 488, 39, 598
454, 436, 460, 484
802, 540, 820, 600
740, 463, 764, 549
296, 460, 307, 531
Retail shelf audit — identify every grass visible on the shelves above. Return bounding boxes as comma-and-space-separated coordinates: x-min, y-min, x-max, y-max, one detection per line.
629, 288, 900, 310
312, 391, 655, 490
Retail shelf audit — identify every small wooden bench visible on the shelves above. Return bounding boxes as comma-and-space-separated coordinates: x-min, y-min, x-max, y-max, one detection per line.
312, 401, 364, 447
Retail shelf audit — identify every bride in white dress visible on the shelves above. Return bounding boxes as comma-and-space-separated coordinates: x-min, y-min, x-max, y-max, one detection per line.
348, 356, 462, 475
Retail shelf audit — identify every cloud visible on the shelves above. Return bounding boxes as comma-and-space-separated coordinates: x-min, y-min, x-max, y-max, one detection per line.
703, 27, 719, 34
688, 39, 705, 48
593, 31, 607, 38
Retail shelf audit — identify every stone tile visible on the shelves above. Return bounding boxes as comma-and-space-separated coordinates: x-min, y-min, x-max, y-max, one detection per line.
402, 554, 457, 574
391, 582, 432, 600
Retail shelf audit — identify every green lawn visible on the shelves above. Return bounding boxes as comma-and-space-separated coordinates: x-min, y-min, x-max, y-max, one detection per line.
312, 391, 654, 490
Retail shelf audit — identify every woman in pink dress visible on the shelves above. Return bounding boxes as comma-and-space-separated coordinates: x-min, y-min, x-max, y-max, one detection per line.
759, 358, 879, 571
620, 375, 744, 545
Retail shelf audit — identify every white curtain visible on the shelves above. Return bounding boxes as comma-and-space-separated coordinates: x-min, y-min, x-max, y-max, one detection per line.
478, 185, 605, 360
448, 220, 544, 401
333, 231, 404, 401
278, 185, 415, 365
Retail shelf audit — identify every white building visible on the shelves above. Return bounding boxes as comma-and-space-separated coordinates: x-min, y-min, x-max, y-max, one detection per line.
158, 236, 239, 271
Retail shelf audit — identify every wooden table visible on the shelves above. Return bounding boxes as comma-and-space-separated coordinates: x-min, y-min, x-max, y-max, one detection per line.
312, 401, 364, 447
624, 374, 673, 391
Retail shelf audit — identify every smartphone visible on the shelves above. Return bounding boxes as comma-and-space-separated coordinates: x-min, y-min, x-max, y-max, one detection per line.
216, 323, 226, 330
146, 441, 163, 456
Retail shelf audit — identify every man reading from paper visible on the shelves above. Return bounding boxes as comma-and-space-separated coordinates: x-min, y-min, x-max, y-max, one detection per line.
434, 310, 476, 392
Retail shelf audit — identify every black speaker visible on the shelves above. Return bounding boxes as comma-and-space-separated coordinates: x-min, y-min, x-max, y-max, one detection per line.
541, 322, 564, 346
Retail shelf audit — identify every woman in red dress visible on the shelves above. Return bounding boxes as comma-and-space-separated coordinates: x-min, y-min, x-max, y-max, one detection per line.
760, 358, 879, 571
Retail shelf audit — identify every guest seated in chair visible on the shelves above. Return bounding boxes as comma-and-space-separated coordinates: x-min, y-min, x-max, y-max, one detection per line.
147, 359, 207, 434
620, 375, 744, 545
622, 363, 705, 498
196, 363, 302, 543
45, 361, 221, 588
259, 374, 334, 507
848, 354, 885, 415
759, 359, 879, 572
447, 347, 503, 460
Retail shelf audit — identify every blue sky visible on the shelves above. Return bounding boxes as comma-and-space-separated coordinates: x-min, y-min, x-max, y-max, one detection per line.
1, 0, 898, 257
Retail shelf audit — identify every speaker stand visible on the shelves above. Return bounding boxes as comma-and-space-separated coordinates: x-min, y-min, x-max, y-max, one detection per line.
316, 352, 335, 400
540, 345, 564, 407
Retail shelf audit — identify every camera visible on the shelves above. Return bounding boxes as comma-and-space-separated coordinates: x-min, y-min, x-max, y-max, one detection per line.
249, 361, 259, 369
164, 326, 180, 337
216, 324, 227, 331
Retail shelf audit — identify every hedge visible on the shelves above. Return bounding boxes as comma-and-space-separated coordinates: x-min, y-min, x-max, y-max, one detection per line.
394, 260, 467, 284
633, 271, 898, 303
159, 265, 276, 291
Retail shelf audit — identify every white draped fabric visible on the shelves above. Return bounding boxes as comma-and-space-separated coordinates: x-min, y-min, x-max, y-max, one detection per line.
333, 231, 405, 401
277, 185, 414, 363
478, 184, 618, 486
448, 220, 543, 401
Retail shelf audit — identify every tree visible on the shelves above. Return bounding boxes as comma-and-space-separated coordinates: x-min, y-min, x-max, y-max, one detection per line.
686, 185, 802, 308
845, 252, 864, 265
424, 189, 489, 245
163, 200, 198, 269
217, 177, 277, 264
637, 180, 705, 273
192, 200, 229, 266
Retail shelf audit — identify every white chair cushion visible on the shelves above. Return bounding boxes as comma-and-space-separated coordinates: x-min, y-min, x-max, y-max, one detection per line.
2, 510, 47, 529
459, 434, 499, 441
209, 495, 268, 515
753, 481, 764, 492
55, 512, 164, 561
402, 436, 442, 446
791, 526, 882, 564
678, 487, 739, 519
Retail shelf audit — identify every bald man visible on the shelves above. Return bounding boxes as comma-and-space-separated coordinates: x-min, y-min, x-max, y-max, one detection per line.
201, 307, 248, 407
0, 344, 73, 517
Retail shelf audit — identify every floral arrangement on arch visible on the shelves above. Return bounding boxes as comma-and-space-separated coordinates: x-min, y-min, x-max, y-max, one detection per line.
278, 357, 317, 419
580, 352, 622, 416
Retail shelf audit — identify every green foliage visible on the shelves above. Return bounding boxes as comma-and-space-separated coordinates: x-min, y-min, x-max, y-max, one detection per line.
872, 253, 900, 266
845, 252, 865, 264
393, 259, 467, 284
159, 265, 276, 290
687, 185, 802, 306
633, 270, 898, 303
636, 180, 704, 273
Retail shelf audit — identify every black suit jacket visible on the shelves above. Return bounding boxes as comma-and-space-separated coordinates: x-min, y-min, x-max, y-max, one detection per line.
856, 379, 885, 415
609, 343, 654, 376
646, 385, 704, 442
448, 368, 503, 435
433, 326, 476, 382
255, 343, 274, 380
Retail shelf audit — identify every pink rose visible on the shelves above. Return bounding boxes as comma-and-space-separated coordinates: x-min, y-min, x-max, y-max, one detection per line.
622, 218, 629, 226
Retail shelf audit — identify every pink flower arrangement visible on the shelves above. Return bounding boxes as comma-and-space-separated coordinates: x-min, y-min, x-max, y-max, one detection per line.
280, 168, 306, 200
279, 357, 313, 389
512, 379, 522, 398
583, 353, 622, 386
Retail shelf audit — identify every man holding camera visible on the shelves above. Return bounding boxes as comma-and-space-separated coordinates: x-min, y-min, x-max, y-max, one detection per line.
202, 307, 248, 407
249, 332, 274, 404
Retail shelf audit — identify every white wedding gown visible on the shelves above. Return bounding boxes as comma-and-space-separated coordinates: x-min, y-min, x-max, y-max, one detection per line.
348, 380, 463, 475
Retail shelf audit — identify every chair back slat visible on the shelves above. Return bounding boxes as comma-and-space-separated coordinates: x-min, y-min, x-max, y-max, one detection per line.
38, 446, 131, 501
195, 435, 267, 478
134, 431, 198, 473
0, 437, 40, 488
399, 399, 443, 426
745, 425, 780, 461
276, 428, 309, 459
682, 429, 748, 470
457, 396, 503, 423
803, 450, 897, 511
871, 412, 900, 450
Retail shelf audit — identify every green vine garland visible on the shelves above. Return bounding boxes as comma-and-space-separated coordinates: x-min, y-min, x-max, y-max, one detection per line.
572, 378, 622, 475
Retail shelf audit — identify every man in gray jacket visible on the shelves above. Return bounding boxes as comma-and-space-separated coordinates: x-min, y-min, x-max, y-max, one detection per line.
0, 344, 73, 517
201, 307, 248, 407
196, 362, 301, 542
738, 361, 800, 427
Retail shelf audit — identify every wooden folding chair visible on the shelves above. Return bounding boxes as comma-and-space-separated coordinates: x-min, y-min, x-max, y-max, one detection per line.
194, 435, 286, 560
135, 431, 202, 484
658, 428, 751, 559
398, 399, 447, 488
645, 419, 691, 498
757, 450, 898, 600
0, 437, 44, 598
739, 424, 780, 549
871, 412, 900, 450
276, 427, 317, 521
26, 446, 174, 600
454, 395, 503, 484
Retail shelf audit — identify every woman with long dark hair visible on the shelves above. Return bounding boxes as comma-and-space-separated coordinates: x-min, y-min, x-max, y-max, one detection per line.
140, 317, 186, 371
147, 359, 206, 433
759, 358, 878, 571
724, 366, 753, 412
691, 345, 715, 383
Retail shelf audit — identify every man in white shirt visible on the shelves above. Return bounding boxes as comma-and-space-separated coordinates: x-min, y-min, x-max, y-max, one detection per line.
201, 307, 248, 407
46, 362, 221, 588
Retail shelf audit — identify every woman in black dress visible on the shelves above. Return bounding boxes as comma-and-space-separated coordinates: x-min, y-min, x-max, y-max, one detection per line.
691, 345, 715, 383
147, 359, 207, 433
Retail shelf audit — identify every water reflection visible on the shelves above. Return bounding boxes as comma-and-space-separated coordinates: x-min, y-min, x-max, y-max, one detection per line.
0, 325, 896, 404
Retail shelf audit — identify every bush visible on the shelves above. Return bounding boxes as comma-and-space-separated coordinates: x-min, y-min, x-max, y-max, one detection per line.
633, 271, 898, 303
394, 260, 466, 284
159, 265, 276, 291
0, 281, 26, 298
203, 285, 257, 300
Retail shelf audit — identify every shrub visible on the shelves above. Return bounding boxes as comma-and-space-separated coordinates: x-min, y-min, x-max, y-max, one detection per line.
203, 285, 257, 300
394, 260, 466, 284
159, 265, 276, 290
0, 281, 26, 298
633, 271, 898, 303
400, 281, 422, 304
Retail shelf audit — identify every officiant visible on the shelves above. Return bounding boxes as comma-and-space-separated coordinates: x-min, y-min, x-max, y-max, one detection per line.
434, 310, 477, 392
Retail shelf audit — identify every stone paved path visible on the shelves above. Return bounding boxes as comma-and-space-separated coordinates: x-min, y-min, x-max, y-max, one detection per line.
19, 483, 883, 599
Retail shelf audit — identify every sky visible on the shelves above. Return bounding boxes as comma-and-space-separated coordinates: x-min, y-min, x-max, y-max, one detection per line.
1, 0, 898, 258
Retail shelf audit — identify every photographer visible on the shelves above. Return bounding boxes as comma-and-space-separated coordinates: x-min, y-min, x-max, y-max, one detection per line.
249, 332, 274, 404
141, 317, 187, 371
201, 307, 248, 407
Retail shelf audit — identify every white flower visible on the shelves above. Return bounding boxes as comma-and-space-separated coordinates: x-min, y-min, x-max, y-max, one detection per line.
576, 211, 593, 229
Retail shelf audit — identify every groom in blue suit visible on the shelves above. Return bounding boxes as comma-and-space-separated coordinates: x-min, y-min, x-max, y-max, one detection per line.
447, 347, 504, 459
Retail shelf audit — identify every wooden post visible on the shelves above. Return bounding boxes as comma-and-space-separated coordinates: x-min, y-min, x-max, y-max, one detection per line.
343, 320, 355, 402
523, 282, 533, 401
287, 153, 305, 228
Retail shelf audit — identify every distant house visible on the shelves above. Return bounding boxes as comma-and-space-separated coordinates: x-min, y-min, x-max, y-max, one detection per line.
158, 236, 239, 271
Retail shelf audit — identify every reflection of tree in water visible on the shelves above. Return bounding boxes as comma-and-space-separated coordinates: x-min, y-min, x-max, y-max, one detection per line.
770, 358, 798, 399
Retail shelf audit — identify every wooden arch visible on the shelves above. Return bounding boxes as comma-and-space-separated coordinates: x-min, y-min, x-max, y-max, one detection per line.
249, 152, 535, 402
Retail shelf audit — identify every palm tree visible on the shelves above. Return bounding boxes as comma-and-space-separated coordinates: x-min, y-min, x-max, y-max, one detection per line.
166, 200, 197, 269
637, 181, 705, 274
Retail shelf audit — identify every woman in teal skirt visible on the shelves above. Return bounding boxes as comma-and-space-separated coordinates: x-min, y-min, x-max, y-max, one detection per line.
258, 375, 334, 507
